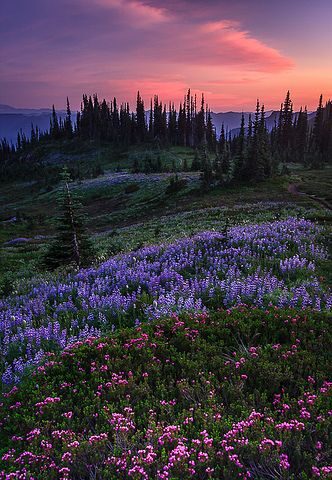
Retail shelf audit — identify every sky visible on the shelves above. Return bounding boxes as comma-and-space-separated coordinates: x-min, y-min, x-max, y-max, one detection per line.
1, 0, 332, 111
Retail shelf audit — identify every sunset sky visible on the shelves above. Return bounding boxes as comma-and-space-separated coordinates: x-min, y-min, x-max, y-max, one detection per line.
1, 0, 332, 111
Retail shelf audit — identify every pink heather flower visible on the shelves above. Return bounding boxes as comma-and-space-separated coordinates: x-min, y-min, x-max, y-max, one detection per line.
321, 466, 332, 474
2, 449, 16, 461
61, 452, 73, 463
241, 374, 248, 380
40, 440, 53, 450
259, 438, 275, 451
26, 429, 41, 441
280, 454, 290, 470
142, 372, 149, 378
312, 466, 320, 476
198, 452, 209, 463
68, 440, 80, 448
300, 408, 311, 419
88, 433, 108, 444
316, 441, 322, 450
59, 467, 71, 479
276, 420, 305, 431
63, 411, 73, 419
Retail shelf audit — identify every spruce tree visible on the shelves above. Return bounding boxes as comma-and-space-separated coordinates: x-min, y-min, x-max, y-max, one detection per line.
64, 97, 73, 139
195, 94, 206, 147
44, 169, 93, 269
233, 113, 246, 180
278, 91, 294, 163
177, 103, 186, 146
136, 91, 146, 143
246, 100, 271, 181
294, 107, 308, 164
148, 99, 153, 140
50, 105, 60, 139
206, 109, 216, 151
168, 102, 177, 145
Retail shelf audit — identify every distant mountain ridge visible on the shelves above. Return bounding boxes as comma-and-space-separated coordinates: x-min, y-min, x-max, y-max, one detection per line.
0, 105, 68, 144
0, 104, 315, 145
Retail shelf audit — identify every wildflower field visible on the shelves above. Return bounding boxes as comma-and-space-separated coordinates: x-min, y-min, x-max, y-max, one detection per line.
0, 307, 331, 478
0, 212, 331, 479
1, 218, 330, 385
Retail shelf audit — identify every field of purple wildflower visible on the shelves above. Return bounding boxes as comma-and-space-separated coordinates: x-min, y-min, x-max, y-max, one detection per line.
1, 217, 330, 385
0, 212, 331, 479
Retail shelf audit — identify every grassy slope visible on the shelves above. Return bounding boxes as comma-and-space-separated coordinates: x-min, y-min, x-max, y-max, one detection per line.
0, 149, 332, 478
0, 147, 331, 292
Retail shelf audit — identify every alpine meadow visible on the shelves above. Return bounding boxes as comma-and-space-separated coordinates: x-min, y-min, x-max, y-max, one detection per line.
0, 1, 331, 479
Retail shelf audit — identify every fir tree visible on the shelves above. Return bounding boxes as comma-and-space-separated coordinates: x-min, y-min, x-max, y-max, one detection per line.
136, 91, 146, 143
44, 169, 93, 269
294, 107, 308, 164
148, 99, 153, 140
206, 109, 216, 152
168, 102, 177, 145
64, 97, 73, 139
50, 105, 60, 139
278, 91, 294, 163
233, 113, 246, 180
195, 94, 206, 147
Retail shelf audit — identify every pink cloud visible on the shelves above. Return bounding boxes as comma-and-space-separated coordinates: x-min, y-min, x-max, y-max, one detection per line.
76, 0, 293, 72
207, 22, 294, 71
0, 0, 298, 110
86, 0, 169, 25
158, 20, 294, 72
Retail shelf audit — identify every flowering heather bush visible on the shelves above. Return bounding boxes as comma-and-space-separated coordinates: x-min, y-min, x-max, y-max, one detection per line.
0, 218, 331, 385
0, 307, 331, 479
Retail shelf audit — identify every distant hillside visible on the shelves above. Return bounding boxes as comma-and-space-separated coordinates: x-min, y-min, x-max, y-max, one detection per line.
0, 105, 68, 144
228, 110, 316, 138
0, 104, 316, 145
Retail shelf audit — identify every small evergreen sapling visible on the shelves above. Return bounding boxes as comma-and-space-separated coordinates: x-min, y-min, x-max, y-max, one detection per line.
44, 169, 93, 269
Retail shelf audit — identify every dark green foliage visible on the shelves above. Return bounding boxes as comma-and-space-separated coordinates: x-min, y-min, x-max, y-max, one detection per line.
309, 96, 332, 168
1, 90, 332, 186
278, 90, 294, 163
200, 148, 214, 190
206, 109, 216, 151
43, 169, 93, 269
124, 182, 140, 194
294, 107, 308, 164
246, 101, 271, 181
191, 148, 201, 171
232, 113, 246, 180
135, 91, 147, 143
166, 173, 187, 193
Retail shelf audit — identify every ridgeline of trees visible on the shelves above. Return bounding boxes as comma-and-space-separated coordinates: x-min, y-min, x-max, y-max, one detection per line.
1, 90, 332, 185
